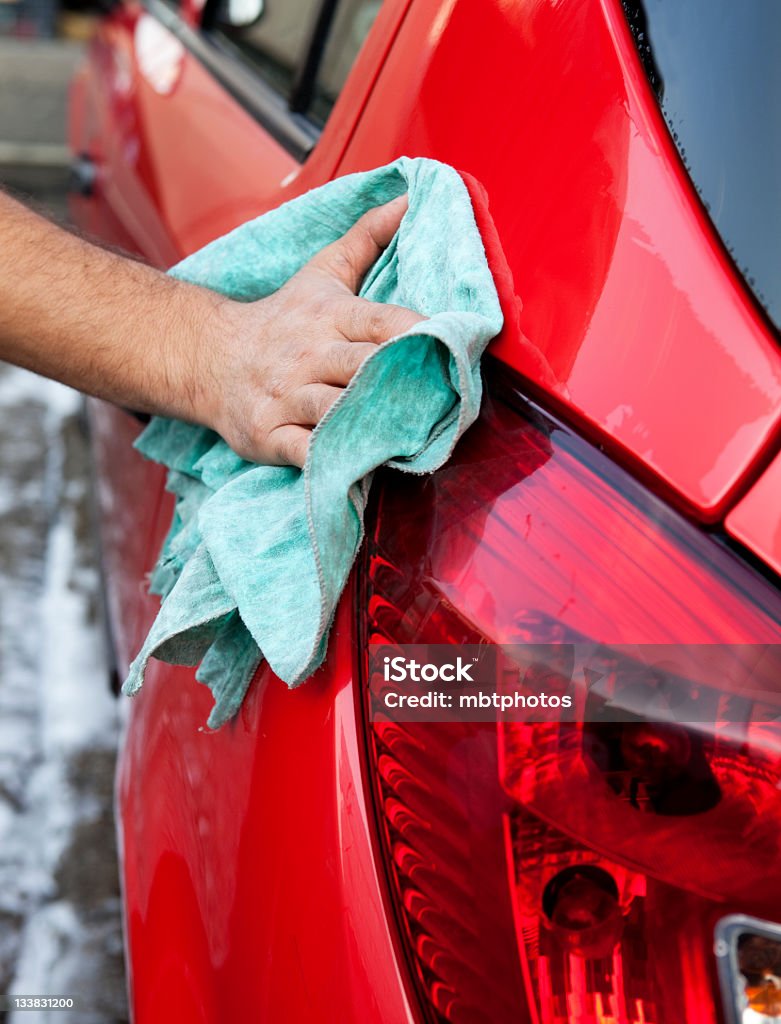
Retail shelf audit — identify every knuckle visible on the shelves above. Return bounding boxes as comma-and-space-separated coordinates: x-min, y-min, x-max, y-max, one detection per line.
295, 435, 310, 464
341, 301, 362, 340
353, 222, 374, 251
273, 439, 291, 464
343, 301, 362, 337
346, 299, 391, 344
368, 308, 390, 341
231, 431, 253, 462
330, 344, 357, 381
314, 389, 332, 421
355, 216, 383, 251
267, 375, 288, 401
247, 411, 269, 449
349, 299, 375, 341
329, 246, 357, 281
317, 387, 337, 421
299, 334, 331, 366
305, 294, 331, 322
299, 389, 320, 423
267, 427, 293, 465
295, 341, 315, 366
228, 412, 267, 462
356, 342, 376, 365
271, 430, 308, 467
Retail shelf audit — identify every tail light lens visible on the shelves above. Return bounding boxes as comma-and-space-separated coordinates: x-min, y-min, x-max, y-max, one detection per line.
358, 374, 781, 1024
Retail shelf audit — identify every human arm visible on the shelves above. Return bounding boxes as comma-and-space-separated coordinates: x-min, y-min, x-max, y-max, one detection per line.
0, 190, 421, 466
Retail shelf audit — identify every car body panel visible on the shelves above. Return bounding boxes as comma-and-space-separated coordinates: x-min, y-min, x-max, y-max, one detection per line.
71, 0, 414, 262
87, 404, 167, 673
335, 0, 781, 520
68, 0, 781, 1020
726, 452, 781, 578
72, 2, 421, 1019
71, 0, 412, 674
118, 591, 416, 1024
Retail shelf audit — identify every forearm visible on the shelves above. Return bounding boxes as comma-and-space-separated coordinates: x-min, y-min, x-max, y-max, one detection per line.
0, 190, 218, 421
0, 190, 420, 466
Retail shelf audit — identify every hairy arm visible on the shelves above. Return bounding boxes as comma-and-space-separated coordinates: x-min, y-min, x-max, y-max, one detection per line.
0, 190, 421, 465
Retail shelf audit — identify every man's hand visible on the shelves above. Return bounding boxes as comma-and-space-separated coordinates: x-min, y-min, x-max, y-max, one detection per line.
196, 195, 423, 466
0, 190, 422, 467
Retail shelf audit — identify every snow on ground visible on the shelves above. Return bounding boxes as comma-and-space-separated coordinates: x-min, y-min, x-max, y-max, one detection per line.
0, 365, 128, 1023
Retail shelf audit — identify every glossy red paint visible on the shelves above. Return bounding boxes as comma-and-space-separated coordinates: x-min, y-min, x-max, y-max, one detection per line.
72, 0, 414, 262
726, 453, 781, 578
76, 0, 414, 672
73, 2, 424, 1018
119, 592, 415, 1024
68, 0, 781, 1020
336, 0, 781, 520
87, 401, 167, 672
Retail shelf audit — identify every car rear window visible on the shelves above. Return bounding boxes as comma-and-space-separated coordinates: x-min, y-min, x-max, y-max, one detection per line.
622, 0, 781, 333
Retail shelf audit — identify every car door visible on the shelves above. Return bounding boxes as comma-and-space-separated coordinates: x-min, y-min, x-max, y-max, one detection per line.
70, 5, 426, 1022
69, 0, 412, 675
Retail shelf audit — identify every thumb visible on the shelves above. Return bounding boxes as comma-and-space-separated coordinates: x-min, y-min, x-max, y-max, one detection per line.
307, 194, 408, 294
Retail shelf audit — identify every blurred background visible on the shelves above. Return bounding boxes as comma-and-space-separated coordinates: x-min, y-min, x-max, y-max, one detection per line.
0, 17, 129, 1024
0, 0, 95, 43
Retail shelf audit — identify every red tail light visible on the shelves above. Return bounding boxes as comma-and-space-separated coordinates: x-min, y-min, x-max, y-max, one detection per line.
358, 371, 781, 1024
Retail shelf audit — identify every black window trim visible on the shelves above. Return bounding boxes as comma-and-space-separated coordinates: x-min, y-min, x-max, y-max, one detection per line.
143, 0, 322, 161
288, 0, 339, 114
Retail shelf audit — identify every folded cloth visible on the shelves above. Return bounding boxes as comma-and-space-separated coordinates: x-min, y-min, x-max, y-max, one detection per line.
123, 156, 503, 728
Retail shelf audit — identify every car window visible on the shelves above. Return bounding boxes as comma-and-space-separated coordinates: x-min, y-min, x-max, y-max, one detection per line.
220, 0, 321, 96
622, 0, 781, 333
215, 0, 381, 124
310, 0, 382, 123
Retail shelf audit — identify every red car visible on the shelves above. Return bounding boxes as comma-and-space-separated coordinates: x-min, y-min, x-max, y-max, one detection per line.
69, 1, 781, 1021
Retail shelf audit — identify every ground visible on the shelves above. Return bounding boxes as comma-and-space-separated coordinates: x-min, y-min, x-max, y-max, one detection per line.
0, 37, 129, 1024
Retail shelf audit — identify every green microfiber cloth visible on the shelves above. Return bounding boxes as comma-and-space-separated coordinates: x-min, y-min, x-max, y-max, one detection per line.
123, 156, 503, 728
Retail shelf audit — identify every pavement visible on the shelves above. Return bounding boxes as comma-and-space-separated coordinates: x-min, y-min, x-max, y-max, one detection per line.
0, 37, 81, 146
0, 38, 129, 1024
0, 36, 80, 221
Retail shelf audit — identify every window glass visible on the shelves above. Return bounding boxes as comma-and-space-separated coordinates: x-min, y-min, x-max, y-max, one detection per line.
212, 0, 382, 130
221, 0, 321, 96
310, 0, 381, 123
622, 0, 781, 332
